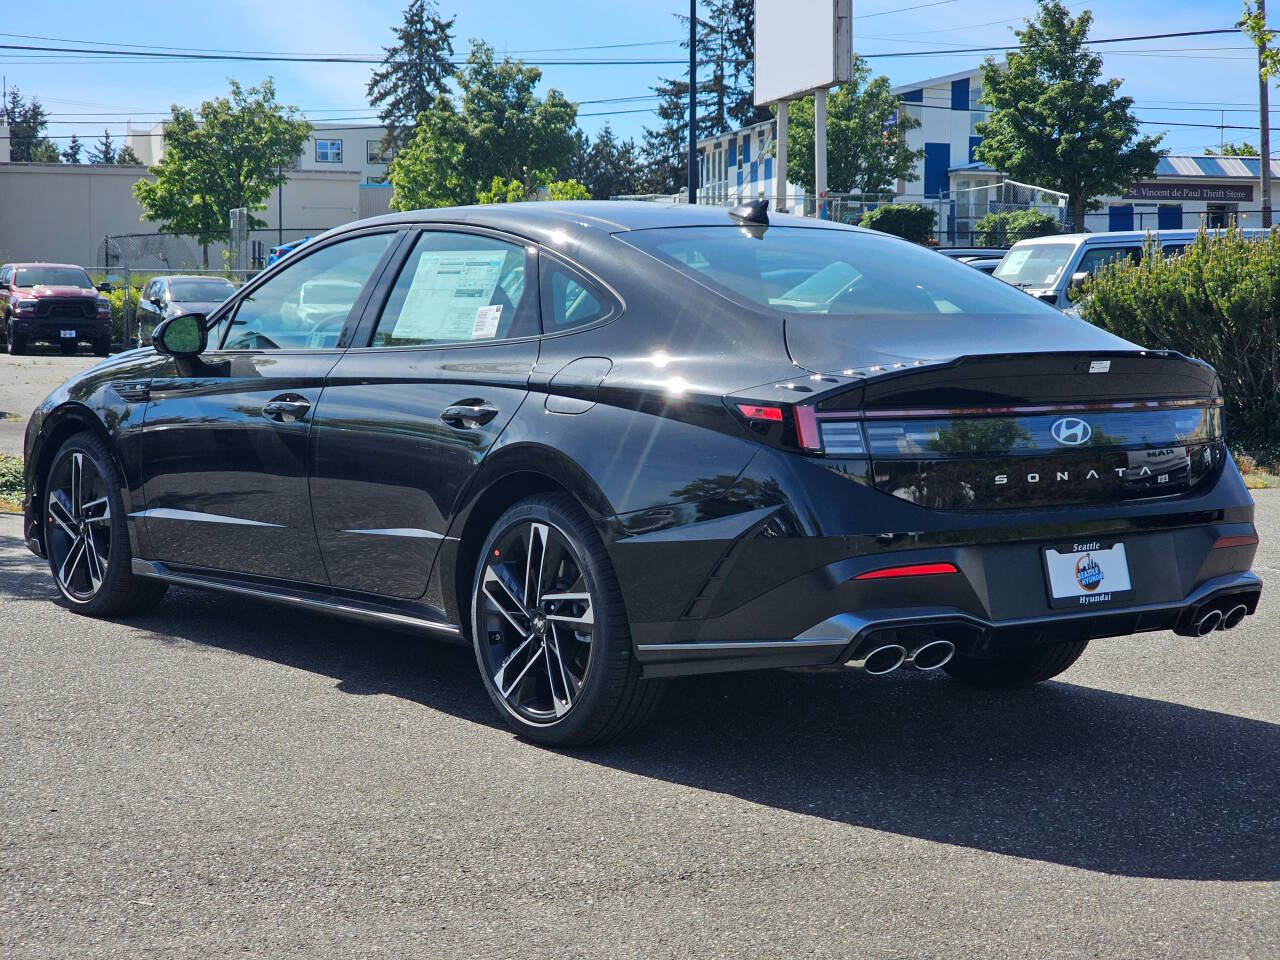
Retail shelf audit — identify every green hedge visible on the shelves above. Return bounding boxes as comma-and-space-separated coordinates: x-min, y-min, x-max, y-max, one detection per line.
858, 203, 936, 244
1079, 227, 1280, 447
973, 209, 1061, 247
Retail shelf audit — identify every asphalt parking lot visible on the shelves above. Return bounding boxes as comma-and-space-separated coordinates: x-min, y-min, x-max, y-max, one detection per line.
0, 348, 102, 457
0, 355, 1278, 958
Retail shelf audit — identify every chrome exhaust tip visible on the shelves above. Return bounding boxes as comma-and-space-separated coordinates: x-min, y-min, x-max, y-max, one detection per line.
909, 639, 955, 671
1194, 608, 1223, 636
853, 643, 908, 676
1220, 603, 1249, 630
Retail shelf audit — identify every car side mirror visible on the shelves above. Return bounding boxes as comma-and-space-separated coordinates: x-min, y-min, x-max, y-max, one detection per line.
149, 296, 164, 307
152, 313, 208, 357
96, 282, 113, 293
1068, 271, 1089, 291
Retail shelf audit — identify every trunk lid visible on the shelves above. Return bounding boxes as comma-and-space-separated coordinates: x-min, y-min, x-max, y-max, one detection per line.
805, 350, 1224, 510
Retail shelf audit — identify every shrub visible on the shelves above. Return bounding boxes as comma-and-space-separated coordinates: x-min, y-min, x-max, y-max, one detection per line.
1079, 226, 1280, 446
974, 209, 1061, 247
0, 453, 22, 507
858, 203, 935, 244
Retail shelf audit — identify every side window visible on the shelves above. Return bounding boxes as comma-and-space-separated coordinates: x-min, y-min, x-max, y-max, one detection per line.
0, 267, 10, 286
539, 258, 613, 332
371, 231, 537, 347
222, 233, 392, 351
1077, 246, 1141, 277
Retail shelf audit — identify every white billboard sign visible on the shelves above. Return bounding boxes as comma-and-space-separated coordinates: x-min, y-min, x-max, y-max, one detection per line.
754, 0, 852, 106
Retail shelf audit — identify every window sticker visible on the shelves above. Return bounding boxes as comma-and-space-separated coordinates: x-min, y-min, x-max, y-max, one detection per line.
394, 250, 506, 341
471, 304, 503, 339
1002, 249, 1031, 273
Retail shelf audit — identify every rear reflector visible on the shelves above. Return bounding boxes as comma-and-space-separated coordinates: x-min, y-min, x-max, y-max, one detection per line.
794, 404, 822, 451
1212, 534, 1259, 549
735, 403, 783, 422
855, 561, 959, 581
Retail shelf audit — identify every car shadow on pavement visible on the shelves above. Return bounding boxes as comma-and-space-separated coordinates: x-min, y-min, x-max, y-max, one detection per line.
11, 569, 1279, 885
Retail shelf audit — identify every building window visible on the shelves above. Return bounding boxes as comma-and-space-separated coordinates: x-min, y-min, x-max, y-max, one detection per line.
315, 139, 343, 163
367, 140, 391, 165
366, 175, 387, 185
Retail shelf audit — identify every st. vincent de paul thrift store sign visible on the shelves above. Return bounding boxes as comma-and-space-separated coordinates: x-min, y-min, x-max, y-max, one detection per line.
1123, 182, 1255, 202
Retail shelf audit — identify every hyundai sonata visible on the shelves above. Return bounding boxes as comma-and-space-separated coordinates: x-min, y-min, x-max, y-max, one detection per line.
21, 201, 1261, 744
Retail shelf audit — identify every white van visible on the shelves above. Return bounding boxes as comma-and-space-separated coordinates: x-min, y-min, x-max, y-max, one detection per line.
993, 229, 1269, 309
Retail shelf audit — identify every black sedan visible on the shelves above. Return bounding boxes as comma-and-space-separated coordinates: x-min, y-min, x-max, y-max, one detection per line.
20, 201, 1261, 745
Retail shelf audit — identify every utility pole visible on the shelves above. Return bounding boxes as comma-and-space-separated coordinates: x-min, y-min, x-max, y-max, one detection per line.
1259, 0, 1273, 228
687, 0, 698, 203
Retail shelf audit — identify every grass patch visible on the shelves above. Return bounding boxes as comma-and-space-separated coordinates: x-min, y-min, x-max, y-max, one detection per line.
0, 453, 22, 512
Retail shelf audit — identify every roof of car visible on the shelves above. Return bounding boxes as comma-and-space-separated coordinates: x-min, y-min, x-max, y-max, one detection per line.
164, 275, 236, 282
5, 261, 88, 269
1010, 228, 1271, 248
350, 200, 858, 235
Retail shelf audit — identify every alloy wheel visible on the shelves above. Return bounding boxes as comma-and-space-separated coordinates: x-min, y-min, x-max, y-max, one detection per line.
477, 521, 595, 724
46, 450, 112, 602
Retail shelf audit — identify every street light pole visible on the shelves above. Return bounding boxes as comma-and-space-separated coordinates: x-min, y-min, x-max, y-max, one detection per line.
687, 0, 698, 204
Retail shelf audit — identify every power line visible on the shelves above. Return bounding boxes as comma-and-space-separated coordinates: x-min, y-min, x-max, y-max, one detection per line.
0, 27, 1246, 66
855, 0, 960, 21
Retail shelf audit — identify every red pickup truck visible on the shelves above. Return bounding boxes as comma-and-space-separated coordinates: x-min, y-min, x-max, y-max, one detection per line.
0, 262, 112, 356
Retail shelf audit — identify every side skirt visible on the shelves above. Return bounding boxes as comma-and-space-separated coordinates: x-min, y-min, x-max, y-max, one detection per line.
131, 558, 463, 641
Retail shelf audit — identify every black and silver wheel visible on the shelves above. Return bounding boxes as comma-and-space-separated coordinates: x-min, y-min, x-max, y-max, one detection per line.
43, 431, 167, 616
472, 493, 663, 745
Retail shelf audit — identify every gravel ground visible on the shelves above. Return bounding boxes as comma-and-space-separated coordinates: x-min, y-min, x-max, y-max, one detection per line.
0, 497, 1277, 959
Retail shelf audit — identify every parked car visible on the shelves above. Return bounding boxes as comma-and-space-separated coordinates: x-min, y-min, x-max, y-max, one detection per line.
993, 229, 1269, 309
937, 246, 1009, 260
134, 276, 238, 346
266, 237, 311, 267
960, 257, 1003, 275
19, 201, 1261, 746
0, 262, 112, 356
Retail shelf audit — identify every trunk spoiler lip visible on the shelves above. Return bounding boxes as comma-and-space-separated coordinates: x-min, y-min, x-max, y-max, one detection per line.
795, 347, 1216, 383
819, 396, 1224, 421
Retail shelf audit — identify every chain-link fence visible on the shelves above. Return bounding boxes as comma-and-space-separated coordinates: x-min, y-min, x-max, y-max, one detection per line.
96, 227, 328, 347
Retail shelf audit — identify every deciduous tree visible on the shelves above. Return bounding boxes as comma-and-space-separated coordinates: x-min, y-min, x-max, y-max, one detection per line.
784, 58, 923, 195
974, 0, 1163, 231
133, 79, 311, 265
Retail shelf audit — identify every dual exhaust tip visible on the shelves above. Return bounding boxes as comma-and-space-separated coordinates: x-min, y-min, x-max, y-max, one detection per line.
1193, 602, 1250, 636
855, 638, 955, 676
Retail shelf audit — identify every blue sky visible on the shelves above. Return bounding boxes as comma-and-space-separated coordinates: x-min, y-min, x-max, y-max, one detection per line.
1, 0, 1268, 156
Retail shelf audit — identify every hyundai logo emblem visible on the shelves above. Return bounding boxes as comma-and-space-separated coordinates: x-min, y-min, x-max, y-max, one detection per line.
1051, 417, 1092, 446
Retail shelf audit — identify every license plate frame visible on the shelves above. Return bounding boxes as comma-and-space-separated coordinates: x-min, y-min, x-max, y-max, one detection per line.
1043, 540, 1133, 609
60, 329, 76, 339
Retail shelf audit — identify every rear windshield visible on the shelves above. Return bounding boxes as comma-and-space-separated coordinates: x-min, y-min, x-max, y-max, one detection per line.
169, 278, 235, 302
618, 226, 1055, 318
15, 266, 93, 288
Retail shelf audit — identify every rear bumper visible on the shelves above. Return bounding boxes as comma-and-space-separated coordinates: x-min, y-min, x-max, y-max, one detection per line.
634, 569, 1262, 678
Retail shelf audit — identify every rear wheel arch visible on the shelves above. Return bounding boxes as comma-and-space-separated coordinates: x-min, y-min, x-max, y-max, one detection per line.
446, 452, 617, 641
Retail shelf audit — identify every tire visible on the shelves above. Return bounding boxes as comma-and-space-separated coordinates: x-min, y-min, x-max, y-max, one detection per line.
60, 341, 80, 355
471, 492, 664, 746
43, 431, 168, 617
93, 337, 111, 357
942, 639, 1089, 689
7, 332, 24, 355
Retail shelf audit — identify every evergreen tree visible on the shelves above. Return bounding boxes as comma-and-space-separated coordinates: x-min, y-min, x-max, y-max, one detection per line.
641, 76, 691, 195
90, 129, 117, 164
725, 0, 770, 127
116, 144, 142, 164
577, 124, 643, 199
367, 0, 455, 149
61, 133, 84, 163
5, 88, 59, 162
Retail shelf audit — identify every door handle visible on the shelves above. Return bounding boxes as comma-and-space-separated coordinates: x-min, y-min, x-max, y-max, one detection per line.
262, 395, 311, 423
440, 400, 499, 428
